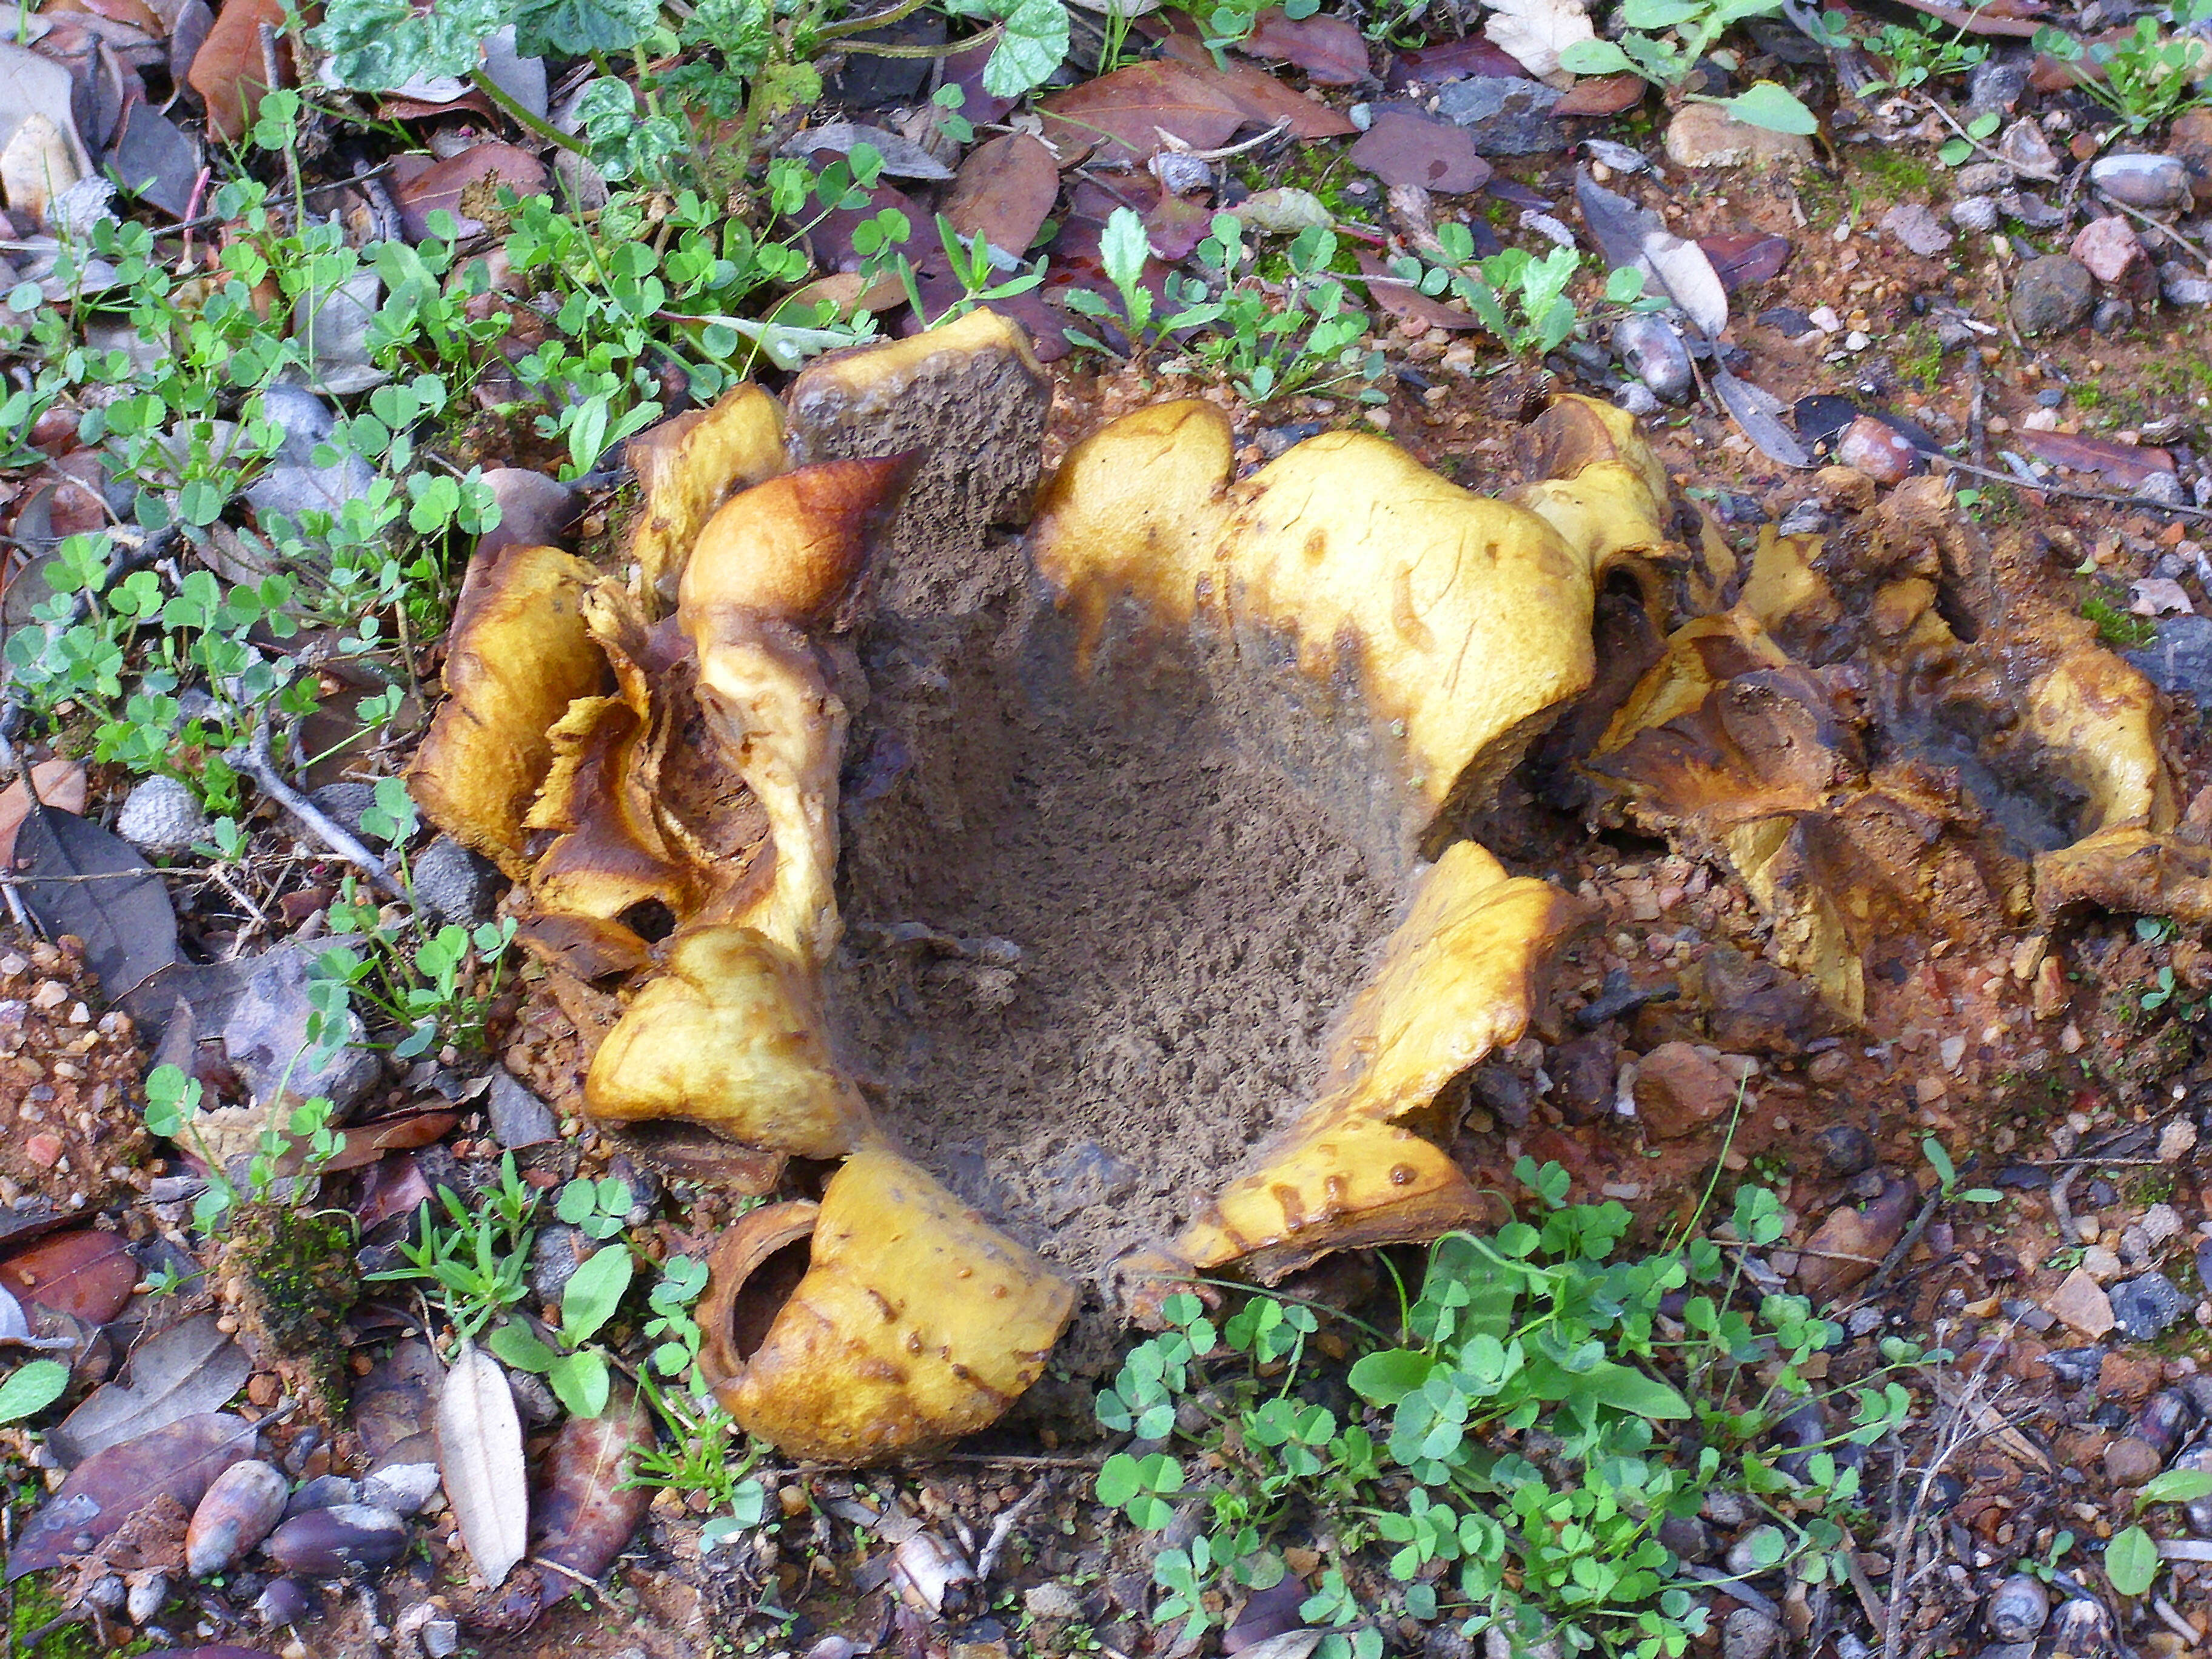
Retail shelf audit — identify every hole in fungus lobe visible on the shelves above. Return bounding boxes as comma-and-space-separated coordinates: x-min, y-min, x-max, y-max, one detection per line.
824, 580, 1407, 1290
728, 1237, 815, 1364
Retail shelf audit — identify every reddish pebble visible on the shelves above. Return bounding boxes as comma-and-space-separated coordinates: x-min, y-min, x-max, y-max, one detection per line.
2070, 215, 2143, 285
24, 1133, 62, 1169
1836, 416, 1921, 485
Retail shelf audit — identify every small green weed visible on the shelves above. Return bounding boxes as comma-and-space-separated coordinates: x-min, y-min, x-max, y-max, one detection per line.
1562, 0, 1818, 133
1848, 11, 1988, 94
1066, 207, 1381, 404
2034, 1, 2212, 134
1097, 1160, 1930, 1656
2082, 591, 2158, 648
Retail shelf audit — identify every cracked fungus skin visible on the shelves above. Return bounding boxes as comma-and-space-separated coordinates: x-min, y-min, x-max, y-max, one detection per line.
406, 312, 1739, 1459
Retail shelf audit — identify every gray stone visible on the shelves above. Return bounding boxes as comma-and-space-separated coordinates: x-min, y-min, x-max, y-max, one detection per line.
2091, 152, 2191, 211
1965, 58, 2030, 119
117, 776, 206, 857
1996, 117, 2059, 176
2111, 1271, 2189, 1339
1612, 313, 1694, 403
486, 1071, 558, 1148
1953, 161, 2009, 194
223, 945, 382, 1119
1999, 190, 2066, 229
2093, 296, 2136, 334
1435, 77, 1564, 155
2137, 471, 2188, 507
1949, 194, 2000, 233
308, 781, 381, 842
361, 1461, 440, 1515
2008, 254, 2095, 336
2135, 617, 2212, 703
1881, 201, 1952, 257
410, 835, 501, 925
2162, 261, 2212, 306
1614, 383, 1661, 417
1721, 1609, 1783, 1659
1023, 1583, 1084, 1621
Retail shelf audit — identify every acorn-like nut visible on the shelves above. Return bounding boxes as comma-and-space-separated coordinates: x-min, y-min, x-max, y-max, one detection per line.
261, 1504, 409, 1577
255, 1576, 310, 1626
1984, 1574, 2050, 1644
186, 1458, 289, 1577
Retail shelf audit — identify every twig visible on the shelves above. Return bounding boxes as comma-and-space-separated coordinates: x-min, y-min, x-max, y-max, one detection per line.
1912, 91, 2060, 183
1861, 1188, 1943, 1297
230, 716, 404, 900
1931, 451, 2212, 524
973, 1476, 1050, 1584
2049, 1165, 2080, 1248
1882, 1332, 2014, 1659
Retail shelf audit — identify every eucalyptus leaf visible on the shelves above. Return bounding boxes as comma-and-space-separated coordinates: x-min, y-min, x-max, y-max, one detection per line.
1717, 81, 1820, 135
0, 1359, 69, 1424
2105, 1524, 2159, 1596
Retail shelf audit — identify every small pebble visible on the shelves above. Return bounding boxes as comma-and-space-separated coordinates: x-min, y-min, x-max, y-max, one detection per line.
116, 776, 207, 858
2112, 1272, 2190, 1339
2090, 152, 2191, 210
1836, 416, 1919, 484
1949, 195, 2000, 233
1985, 1574, 2050, 1644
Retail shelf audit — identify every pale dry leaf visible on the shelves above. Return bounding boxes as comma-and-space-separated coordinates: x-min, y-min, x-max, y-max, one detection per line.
436, 1341, 528, 1589
1712, 370, 1812, 469
1481, 0, 1595, 80
48, 1313, 252, 1464
2131, 577, 2194, 617
1643, 230, 1729, 341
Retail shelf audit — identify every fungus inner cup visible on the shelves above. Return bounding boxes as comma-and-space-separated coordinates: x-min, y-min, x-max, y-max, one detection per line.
826, 575, 1408, 1290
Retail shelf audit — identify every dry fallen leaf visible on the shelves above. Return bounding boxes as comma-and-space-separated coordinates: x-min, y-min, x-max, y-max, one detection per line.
1483, 0, 1597, 79
1236, 8, 1369, 82
1036, 62, 1250, 166
940, 132, 1059, 259
436, 1341, 528, 1589
0, 758, 87, 871
8, 1413, 257, 1580
49, 1314, 252, 1465
185, 0, 286, 142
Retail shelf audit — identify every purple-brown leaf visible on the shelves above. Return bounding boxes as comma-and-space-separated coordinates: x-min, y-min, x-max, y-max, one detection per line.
1348, 108, 1492, 193
8, 1413, 256, 1580
1238, 8, 1369, 83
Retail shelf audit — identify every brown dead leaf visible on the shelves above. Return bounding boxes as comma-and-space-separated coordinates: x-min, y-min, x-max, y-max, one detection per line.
0, 1225, 138, 1324
0, 759, 87, 868
437, 1341, 528, 1589
186, 0, 286, 143
528, 1383, 652, 1603
389, 142, 548, 240
1355, 250, 1478, 330
1552, 72, 1647, 114
1347, 107, 1491, 193
1237, 8, 1369, 83
1037, 61, 1250, 166
941, 132, 1059, 258
8, 1413, 256, 1579
1156, 38, 1359, 138
2015, 429, 2176, 487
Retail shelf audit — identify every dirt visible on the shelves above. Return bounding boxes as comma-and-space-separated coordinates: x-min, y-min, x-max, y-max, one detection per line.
826, 554, 1404, 1295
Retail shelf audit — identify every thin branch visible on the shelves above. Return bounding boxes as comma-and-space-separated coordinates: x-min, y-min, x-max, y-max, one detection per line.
229, 716, 404, 900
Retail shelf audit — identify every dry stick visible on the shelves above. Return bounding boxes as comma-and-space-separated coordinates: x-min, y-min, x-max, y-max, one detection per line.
1931, 451, 2212, 525
2049, 1165, 2080, 1248
1912, 92, 2060, 183
1880, 1333, 2017, 1659
1860, 1187, 1945, 1299
972, 1476, 1050, 1585
231, 717, 405, 900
